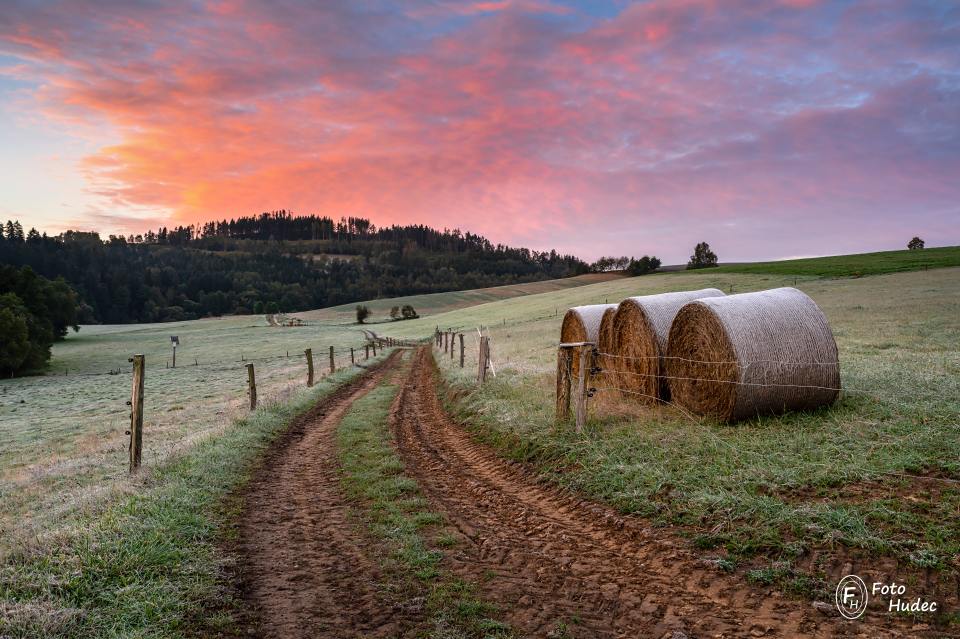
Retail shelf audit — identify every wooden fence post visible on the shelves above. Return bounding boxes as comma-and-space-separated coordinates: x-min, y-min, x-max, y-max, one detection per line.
128, 354, 145, 472
443, 331, 448, 353
365, 344, 370, 360
305, 348, 314, 387
477, 336, 489, 383
372, 341, 377, 356
556, 346, 572, 421
574, 344, 592, 432
246, 363, 257, 410
329, 345, 335, 374
350, 347, 355, 365
459, 333, 465, 368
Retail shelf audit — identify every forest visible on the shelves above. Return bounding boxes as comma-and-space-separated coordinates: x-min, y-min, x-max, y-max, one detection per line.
0, 213, 590, 326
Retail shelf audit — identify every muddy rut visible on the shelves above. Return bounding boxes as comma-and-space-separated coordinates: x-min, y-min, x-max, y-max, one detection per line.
236, 353, 420, 638
391, 347, 918, 638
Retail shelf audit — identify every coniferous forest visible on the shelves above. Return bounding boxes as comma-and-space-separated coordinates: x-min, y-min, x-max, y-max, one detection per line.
1, 212, 589, 328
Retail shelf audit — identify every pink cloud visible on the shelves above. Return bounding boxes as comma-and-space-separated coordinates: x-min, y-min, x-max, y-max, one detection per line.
0, 0, 958, 261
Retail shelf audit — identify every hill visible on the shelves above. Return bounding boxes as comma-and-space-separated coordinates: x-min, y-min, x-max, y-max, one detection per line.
0, 212, 589, 325
710, 245, 960, 277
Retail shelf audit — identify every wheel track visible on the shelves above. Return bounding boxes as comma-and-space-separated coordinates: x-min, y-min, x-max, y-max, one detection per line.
236, 352, 420, 638
392, 347, 917, 638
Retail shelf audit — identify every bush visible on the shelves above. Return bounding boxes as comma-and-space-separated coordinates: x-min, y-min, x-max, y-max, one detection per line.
390, 305, 401, 321
401, 304, 419, 319
356, 304, 370, 324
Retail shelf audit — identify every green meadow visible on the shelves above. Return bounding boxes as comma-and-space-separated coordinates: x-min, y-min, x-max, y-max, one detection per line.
1, 249, 958, 633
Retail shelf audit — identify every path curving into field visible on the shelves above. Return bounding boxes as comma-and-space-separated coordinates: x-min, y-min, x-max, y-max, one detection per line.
235, 353, 418, 638
391, 347, 916, 638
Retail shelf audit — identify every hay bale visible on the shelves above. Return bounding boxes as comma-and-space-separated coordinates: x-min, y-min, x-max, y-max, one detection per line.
611, 288, 725, 402
666, 287, 840, 422
595, 306, 619, 389
561, 303, 616, 377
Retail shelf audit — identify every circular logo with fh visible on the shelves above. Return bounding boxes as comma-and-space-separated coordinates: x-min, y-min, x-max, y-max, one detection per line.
836, 574, 869, 619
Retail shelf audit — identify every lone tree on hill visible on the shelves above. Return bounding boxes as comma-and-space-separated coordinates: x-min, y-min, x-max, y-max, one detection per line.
356, 304, 370, 324
908, 236, 925, 250
401, 304, 419, 319
687, 242, 718, 269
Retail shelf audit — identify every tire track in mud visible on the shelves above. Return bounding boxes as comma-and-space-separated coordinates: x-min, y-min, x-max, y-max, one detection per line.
391, 347, 918, 638
235, 352, 419, 639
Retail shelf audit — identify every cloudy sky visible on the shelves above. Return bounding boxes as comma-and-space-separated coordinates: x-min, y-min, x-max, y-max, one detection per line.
1, 0, 957, 262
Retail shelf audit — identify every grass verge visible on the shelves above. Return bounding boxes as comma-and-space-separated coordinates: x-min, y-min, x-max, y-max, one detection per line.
337, 371, 513, 638
0, 360, 384, 638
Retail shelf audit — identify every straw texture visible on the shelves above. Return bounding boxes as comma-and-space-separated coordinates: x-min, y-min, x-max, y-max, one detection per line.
666, 287, 840, 422
611, 288, 725, 402
561, 303, 616, 377
595, 306, 619, 389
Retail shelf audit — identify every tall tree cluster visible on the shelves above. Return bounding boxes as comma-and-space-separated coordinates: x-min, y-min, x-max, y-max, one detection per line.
0, 264, 80, 376
0, 213, 589, 328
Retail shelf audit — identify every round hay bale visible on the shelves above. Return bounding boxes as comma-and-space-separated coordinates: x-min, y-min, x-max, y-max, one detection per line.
595, 306, 619, 389
611, 288, 725, 402
561, 303, 616, 377
666, 287, 840, 422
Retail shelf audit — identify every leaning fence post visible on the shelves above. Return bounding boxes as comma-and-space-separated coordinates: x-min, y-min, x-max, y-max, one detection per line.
329, 345, 335, 374
128, 354, 145, 472
574, 344, 593, 432
305, 348, 314, 387
556, 346, 572, 422
246, 363, 257, 410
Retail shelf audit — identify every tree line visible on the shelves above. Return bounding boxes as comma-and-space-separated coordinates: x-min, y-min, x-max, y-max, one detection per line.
0, 213, 590, 329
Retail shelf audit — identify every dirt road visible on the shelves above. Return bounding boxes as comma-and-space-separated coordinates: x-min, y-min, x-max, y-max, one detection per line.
235, 347, 926, 638
235, 353, 423, 638
390, 347, 917, 638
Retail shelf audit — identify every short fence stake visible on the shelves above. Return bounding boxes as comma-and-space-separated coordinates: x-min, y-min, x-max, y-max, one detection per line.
305, 348, 314, 387
556, 346, 572, 422
372, 342, 377, 356
329, 345, 335, 374
350, 347, 355, 365
128, 354, 145, 472
574, 344, 592, 432
246, 363, 257, 410
459, 333, 465, 368
477, 336, 489, 383
365, 344, 370, 360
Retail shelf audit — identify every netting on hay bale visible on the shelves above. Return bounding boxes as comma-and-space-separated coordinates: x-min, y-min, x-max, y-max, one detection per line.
666, 287, 840, 422
611, 288, 726, 402
560, 303, 617, 377
596, 304, 617, 386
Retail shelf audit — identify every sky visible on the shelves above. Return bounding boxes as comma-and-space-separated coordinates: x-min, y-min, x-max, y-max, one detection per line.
0, 0, 958, 263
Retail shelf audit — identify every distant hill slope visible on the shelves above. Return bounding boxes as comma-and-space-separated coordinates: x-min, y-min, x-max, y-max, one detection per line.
0, 212, 590, 323
297, 272, 624, 321
709, 246, 960, 278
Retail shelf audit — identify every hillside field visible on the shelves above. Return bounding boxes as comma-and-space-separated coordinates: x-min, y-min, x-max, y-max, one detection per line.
1, 251, 958, 634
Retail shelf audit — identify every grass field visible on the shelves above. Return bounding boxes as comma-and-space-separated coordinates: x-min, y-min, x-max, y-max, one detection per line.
0, 314, 382, 550
1, 249, 958, 629
297, 271, 623, 322
715, 245, 960, 278
0, 361, 385, 637
384, 265, 960, 602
